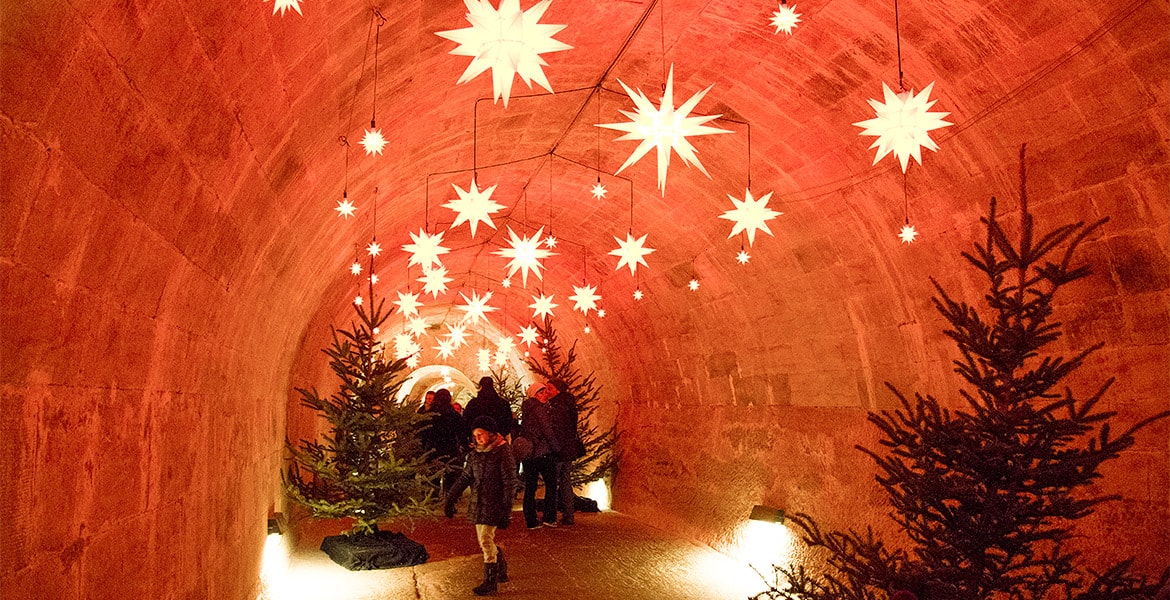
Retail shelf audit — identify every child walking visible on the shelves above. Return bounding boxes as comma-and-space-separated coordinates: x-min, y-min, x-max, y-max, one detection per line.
444, 416, 519, 596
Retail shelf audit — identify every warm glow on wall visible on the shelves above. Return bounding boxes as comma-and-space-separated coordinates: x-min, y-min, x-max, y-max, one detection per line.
584, 479, 610, 511
731, 518, 798, 577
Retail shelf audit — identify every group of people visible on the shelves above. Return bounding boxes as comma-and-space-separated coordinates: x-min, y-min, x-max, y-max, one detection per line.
416, 375, 586, 596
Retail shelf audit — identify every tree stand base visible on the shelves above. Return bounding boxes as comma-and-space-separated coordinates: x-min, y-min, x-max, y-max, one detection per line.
320, 530, 428, 570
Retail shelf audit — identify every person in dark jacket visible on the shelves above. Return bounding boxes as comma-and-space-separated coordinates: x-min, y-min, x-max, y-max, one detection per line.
518, 381, 560, 529
419, 388, 466, 493
546, 379, 586, 526
445, 416, 518, 596
463, 376, 515, 439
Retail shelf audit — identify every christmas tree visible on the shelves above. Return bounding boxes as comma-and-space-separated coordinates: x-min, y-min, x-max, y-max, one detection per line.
284, 288, 438, 536
526, 317, 618, 487
757, 147, 1169, 600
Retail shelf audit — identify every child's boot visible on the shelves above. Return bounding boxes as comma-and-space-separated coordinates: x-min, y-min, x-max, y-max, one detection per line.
473, 562, 498, 596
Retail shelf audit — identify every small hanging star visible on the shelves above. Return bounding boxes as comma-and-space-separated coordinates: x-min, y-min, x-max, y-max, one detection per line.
854, 82, 953, 172
570, 284, 601, 315
445, 323, 469, 348
477, 348, 492, 371
350, 262, 362, 275
335, 198, 357, 218
544, 235, 557, 248
529, 293, 558, 319
501, 277, 512, 289
597, 309, 606, 318
736, 249, 751, 264
354, 295, 364, 305
418, 265, 454, 298
493, 349, 509, 367
369, 274, 379, 285
688, 279, 700, 291
517, 324, 540, 347
444, 178, 504, 238
406, 354, 421, 368
591, 181, 607, 200
394, 334, 421, 361
267, 0, 304, 17
360, 128, 388, 156
720, 189, 782, 246
609, 231, 656, 275
434, 338, 457, 360
367, 240, 382, 257
898, 223, 919, 244
457, 290, 498, 325
633, 289, 644, 300
407, 316, 429, 338
583, 325, 591, 334
394, 291, 423, 317
495, 226, 554, 287
769, 3, 801, 35
403, 229, 450, 270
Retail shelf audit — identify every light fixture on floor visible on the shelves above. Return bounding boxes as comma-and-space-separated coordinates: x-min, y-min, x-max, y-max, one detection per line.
267, 512, 287, 536
748, 504, 785, 524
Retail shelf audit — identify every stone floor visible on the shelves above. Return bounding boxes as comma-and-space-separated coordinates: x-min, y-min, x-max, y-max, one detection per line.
262, 510, 768, 600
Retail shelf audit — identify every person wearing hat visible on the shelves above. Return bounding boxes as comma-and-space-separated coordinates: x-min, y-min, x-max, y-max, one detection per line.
445, 415, 519, 596
518, 380, 561, 529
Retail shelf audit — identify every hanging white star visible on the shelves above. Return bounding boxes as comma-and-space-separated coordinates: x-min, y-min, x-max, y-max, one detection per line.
736, 249, 751, 264
544, 235, 557, 248
335, 198, 357, 218
435, 0, 572, 107
360, 128, 388, 156
370, 274, 379, 285
493, 349, 509, 367
688, 279, 700, 291
529, 293, 558, 319
496, 335, 515, 355
457, 290, 498, 325
444, 179, 504, 238
445, 323, 470, 348
403, 229, 450, 270
267, 0, 303, 17
406, 354, 421, 368
354, 295, 364, 305
394, 334, 421, 361
434, 338, 457, 360
407, 316, 430, 338
494, 226, 554, 287
609, 232, 656, 275
719, 189, 782, 246
570, 284, 601, 315
394, 291, 423, 317
597, 65, 733, 195
633, 289, 644, 300
367, 240, 382, 257
477, 348, 492, 371
591, 181, 607, 200
898, 223, 919, 244
419, 265, 454, 298
501, 277, 512, 289
597, 309, 606, 318
517, 324, 540, 347
769, 3, 801, 35
583, 325, 591, 334
854, 82, 953, 172
350, 262, 362, 275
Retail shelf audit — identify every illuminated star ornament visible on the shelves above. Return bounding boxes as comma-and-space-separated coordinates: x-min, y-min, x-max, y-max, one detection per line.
394, 291, 423, 317
394, 334, 421, 361
597, 65, 733, 195
609, 232, 656, 275
569, 284, 601, 315
496, 335, 516, 355
366, 240, 382, 257
435, 0, 572, 107
335, 198, 357, 218
267, 0, 303, 16
403, 229, 450, 269
769, 3, 801, 35
477, 348, 492, 371
529, 293, 558, 319
544, 235, 557, 248
517, 324, 540, 347
854, 82, 953, 172
633, 289, 644, 300
736, 250, 751, 264
407, 316, 430, 338
405, 354, 420, 368
688, 279, 700, 291
354, 295, 364, 305
445, 323, 470, 348
360, 128, 387, 156
501, 277, 512, 289
898, 223, 919, 244
350, 262, 362, 275
434, 338, 457, 360
591, 181, 607, 200
719, 189, 782, 246
419, 265, 454, 298
457, 290, 498, 325
494, 226, 554, 287
444, 179, 504, 238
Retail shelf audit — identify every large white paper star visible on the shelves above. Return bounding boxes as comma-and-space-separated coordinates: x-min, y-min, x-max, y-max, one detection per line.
361, 128, 387, 156
394, 291, 423, 317
403, 229, 450, 270
268, 0, 303, 16
435, 0, 572, 107
529, 293, 558, 319
609, 232, 656, 275
769, 3, 801, 35
419, 265, 454, 298
496, 335, 515, 355
335, 198, 356, 218
477, 348, 492, 371
407, 316, 430, 338
434, 338, 457, 360
898, 223, 919, 244
597, 65, 733, 195
444, 179, 504, 238
394, 334, 421, 360
445, 323, 470, 348
570, 284, 601, 315
405, 354, 421, 368
719, 189, 782, 246
517, 324, 540, 347
493, 349, 509, 367
457, 290, 498, 325
494, 226, 554, 287
854, 82, 953, 172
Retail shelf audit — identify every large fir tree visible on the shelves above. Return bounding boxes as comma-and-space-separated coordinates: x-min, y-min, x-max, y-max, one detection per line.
526, 317, 618, 487
757, 147, 1169, 600
284, 290, 438, 535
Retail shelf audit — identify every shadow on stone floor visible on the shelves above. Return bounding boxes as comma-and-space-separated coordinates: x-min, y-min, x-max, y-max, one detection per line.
262, 511, 767, 599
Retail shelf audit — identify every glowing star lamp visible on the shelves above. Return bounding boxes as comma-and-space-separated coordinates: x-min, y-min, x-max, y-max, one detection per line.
407, 316, 429, 338
688, 279, 700, 291
529, 293, 557, 319
898, 223, 919, 244
544, 235, 557, 248
445, 323, 469, 348
403, 229, 450, 270
434, 338, 457, 360
591, 181, 607, 200
736, 250, 751, 264
394, 291, 423, 317
444, 179, 503, 238
597, 65, 733, 195
633, 289, 644, 300
268, 0, 303, 16
456, 290, 498, 325
435, 0, 572, 107
360, 128, 387, 156
854, 82, 953, 173
335, 198, 357, 218
366, 240, 382, 257
419, 265, 454, 298
769, 3, 801, 35
569, 284, 601, 315
719, 189, 782, 246
609, 232, 656, 275
517, 324, 540, 347
350, 262, 362, 275
494, 226, 554, 287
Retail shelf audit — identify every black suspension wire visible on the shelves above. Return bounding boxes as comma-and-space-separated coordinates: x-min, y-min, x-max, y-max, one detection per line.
371, 9, 386, 127
894, 0, 904, 90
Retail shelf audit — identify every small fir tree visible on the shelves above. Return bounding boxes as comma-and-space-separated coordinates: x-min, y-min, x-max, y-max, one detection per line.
757, 147, 1169, 600
284, 290, 438, 535
526, 317, 618, 487
491, 367, 527, 419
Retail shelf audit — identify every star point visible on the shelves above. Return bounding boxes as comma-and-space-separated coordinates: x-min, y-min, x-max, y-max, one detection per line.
268, 0, 303, 16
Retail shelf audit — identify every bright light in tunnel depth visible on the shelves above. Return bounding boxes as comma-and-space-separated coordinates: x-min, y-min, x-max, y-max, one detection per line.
733, 518, 797, 577
583, 479, 610, 511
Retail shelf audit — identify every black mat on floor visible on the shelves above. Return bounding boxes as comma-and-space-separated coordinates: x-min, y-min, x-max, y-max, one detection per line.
320, 530, 428, 570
